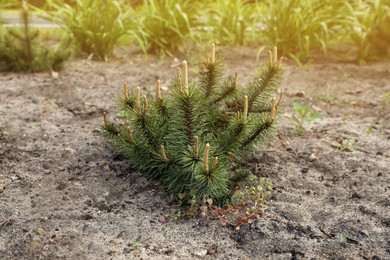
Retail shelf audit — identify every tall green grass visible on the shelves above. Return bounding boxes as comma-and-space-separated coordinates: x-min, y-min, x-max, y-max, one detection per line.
3, 0, 389, 63
202, 0, 255, 46
257, 0, 344, 64
45, 0, 135, 61
344, 0, 390, 64
134, 0, 198, 56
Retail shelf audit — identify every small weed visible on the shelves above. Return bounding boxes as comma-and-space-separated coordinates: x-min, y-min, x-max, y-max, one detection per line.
131, 242, 144, 251
341, 112, 349, 122
166, 211, 189, 220
342, 72, 351, 80
381, 92, 390, 108
318, 94, 337, 104
1, 130, 10, 140
194, 175, 273, 229
292, 102, 322, 134
331, 139, 357, 152
367, 126, 374, 134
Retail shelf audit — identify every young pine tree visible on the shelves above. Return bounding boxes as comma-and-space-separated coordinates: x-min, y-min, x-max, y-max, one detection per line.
0, 0, 70, 72
102, 44, 284, 206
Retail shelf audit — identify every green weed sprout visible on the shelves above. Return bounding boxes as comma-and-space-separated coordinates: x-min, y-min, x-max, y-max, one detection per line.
102, 45, 284, 206
331, 139, 357, 152
382, 92, 390, 109
292, 102, 322, 134
0, 1, 70, 72
45, 0, 135, 61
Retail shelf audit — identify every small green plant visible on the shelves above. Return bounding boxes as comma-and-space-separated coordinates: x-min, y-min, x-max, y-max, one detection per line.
102, 45, 283, 206
318, 94, 337, 105
0, 130, 10, 140
134, 0, 198, 56
292, 102, 322, 134
343, 0, 390, 64
131, 242, 144, 251
203, 175, 273, 229
381, 92, 390, 108
44, 0, 135, 61
257, 0, 343, 64
331, 139, 357, 152
202, 0, 254, 46
0, 1, 70, 72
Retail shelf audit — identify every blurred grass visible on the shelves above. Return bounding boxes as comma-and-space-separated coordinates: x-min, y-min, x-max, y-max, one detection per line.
256, 0, 345, 64
133, 0, 198, 56
201, 0, 255, 46
1, 0, 389, 63
343, 0, 390, 64
42, 0, 136, 61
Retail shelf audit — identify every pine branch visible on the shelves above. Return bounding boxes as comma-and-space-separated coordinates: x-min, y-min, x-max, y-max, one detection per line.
199, 44, 224, 98
209, 73, 238, 105
216, 119, 246, 155
136, 114, 159, 150
240, 118, 274, 149
247, 63, 283, 111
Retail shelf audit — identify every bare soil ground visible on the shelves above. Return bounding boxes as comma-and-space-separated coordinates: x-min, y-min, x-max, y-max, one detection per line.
1, 47, 389, 259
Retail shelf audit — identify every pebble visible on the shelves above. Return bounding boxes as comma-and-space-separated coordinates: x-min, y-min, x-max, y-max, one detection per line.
64, 147, 76, 155
0, 107, 7, 114
307, 225, 325, 238
51, 71, 59, 79
35, 227, 46, 236
193, 249, 207, 258
31, 241, 41, 250
11, 175, 21, 181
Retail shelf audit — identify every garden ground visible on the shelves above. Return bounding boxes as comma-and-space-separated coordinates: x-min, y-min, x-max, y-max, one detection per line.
0, 47, 389, 259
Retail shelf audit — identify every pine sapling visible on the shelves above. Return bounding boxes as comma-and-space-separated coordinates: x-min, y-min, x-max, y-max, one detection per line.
0, 0, 71, 72
102, 44, 284, 206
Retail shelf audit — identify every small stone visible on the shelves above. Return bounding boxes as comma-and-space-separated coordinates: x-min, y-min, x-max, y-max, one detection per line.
56, 182, 67, 191
193, 249, 208, 258
307, 226, 325, 238
31, 241, 41, 250
0, 106, 7, 114
206, 245, 217, 255
301, 168, 309, 173
51, 71, 59, 79
359, 230, 369, 237
290, 91, 305, 97
11, 175, 21, 181
36, 227, 46, 236
98, 160, 108, 167
88, 241, 94, 252
159, 215, 167, 223
64, 147, 76, 155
